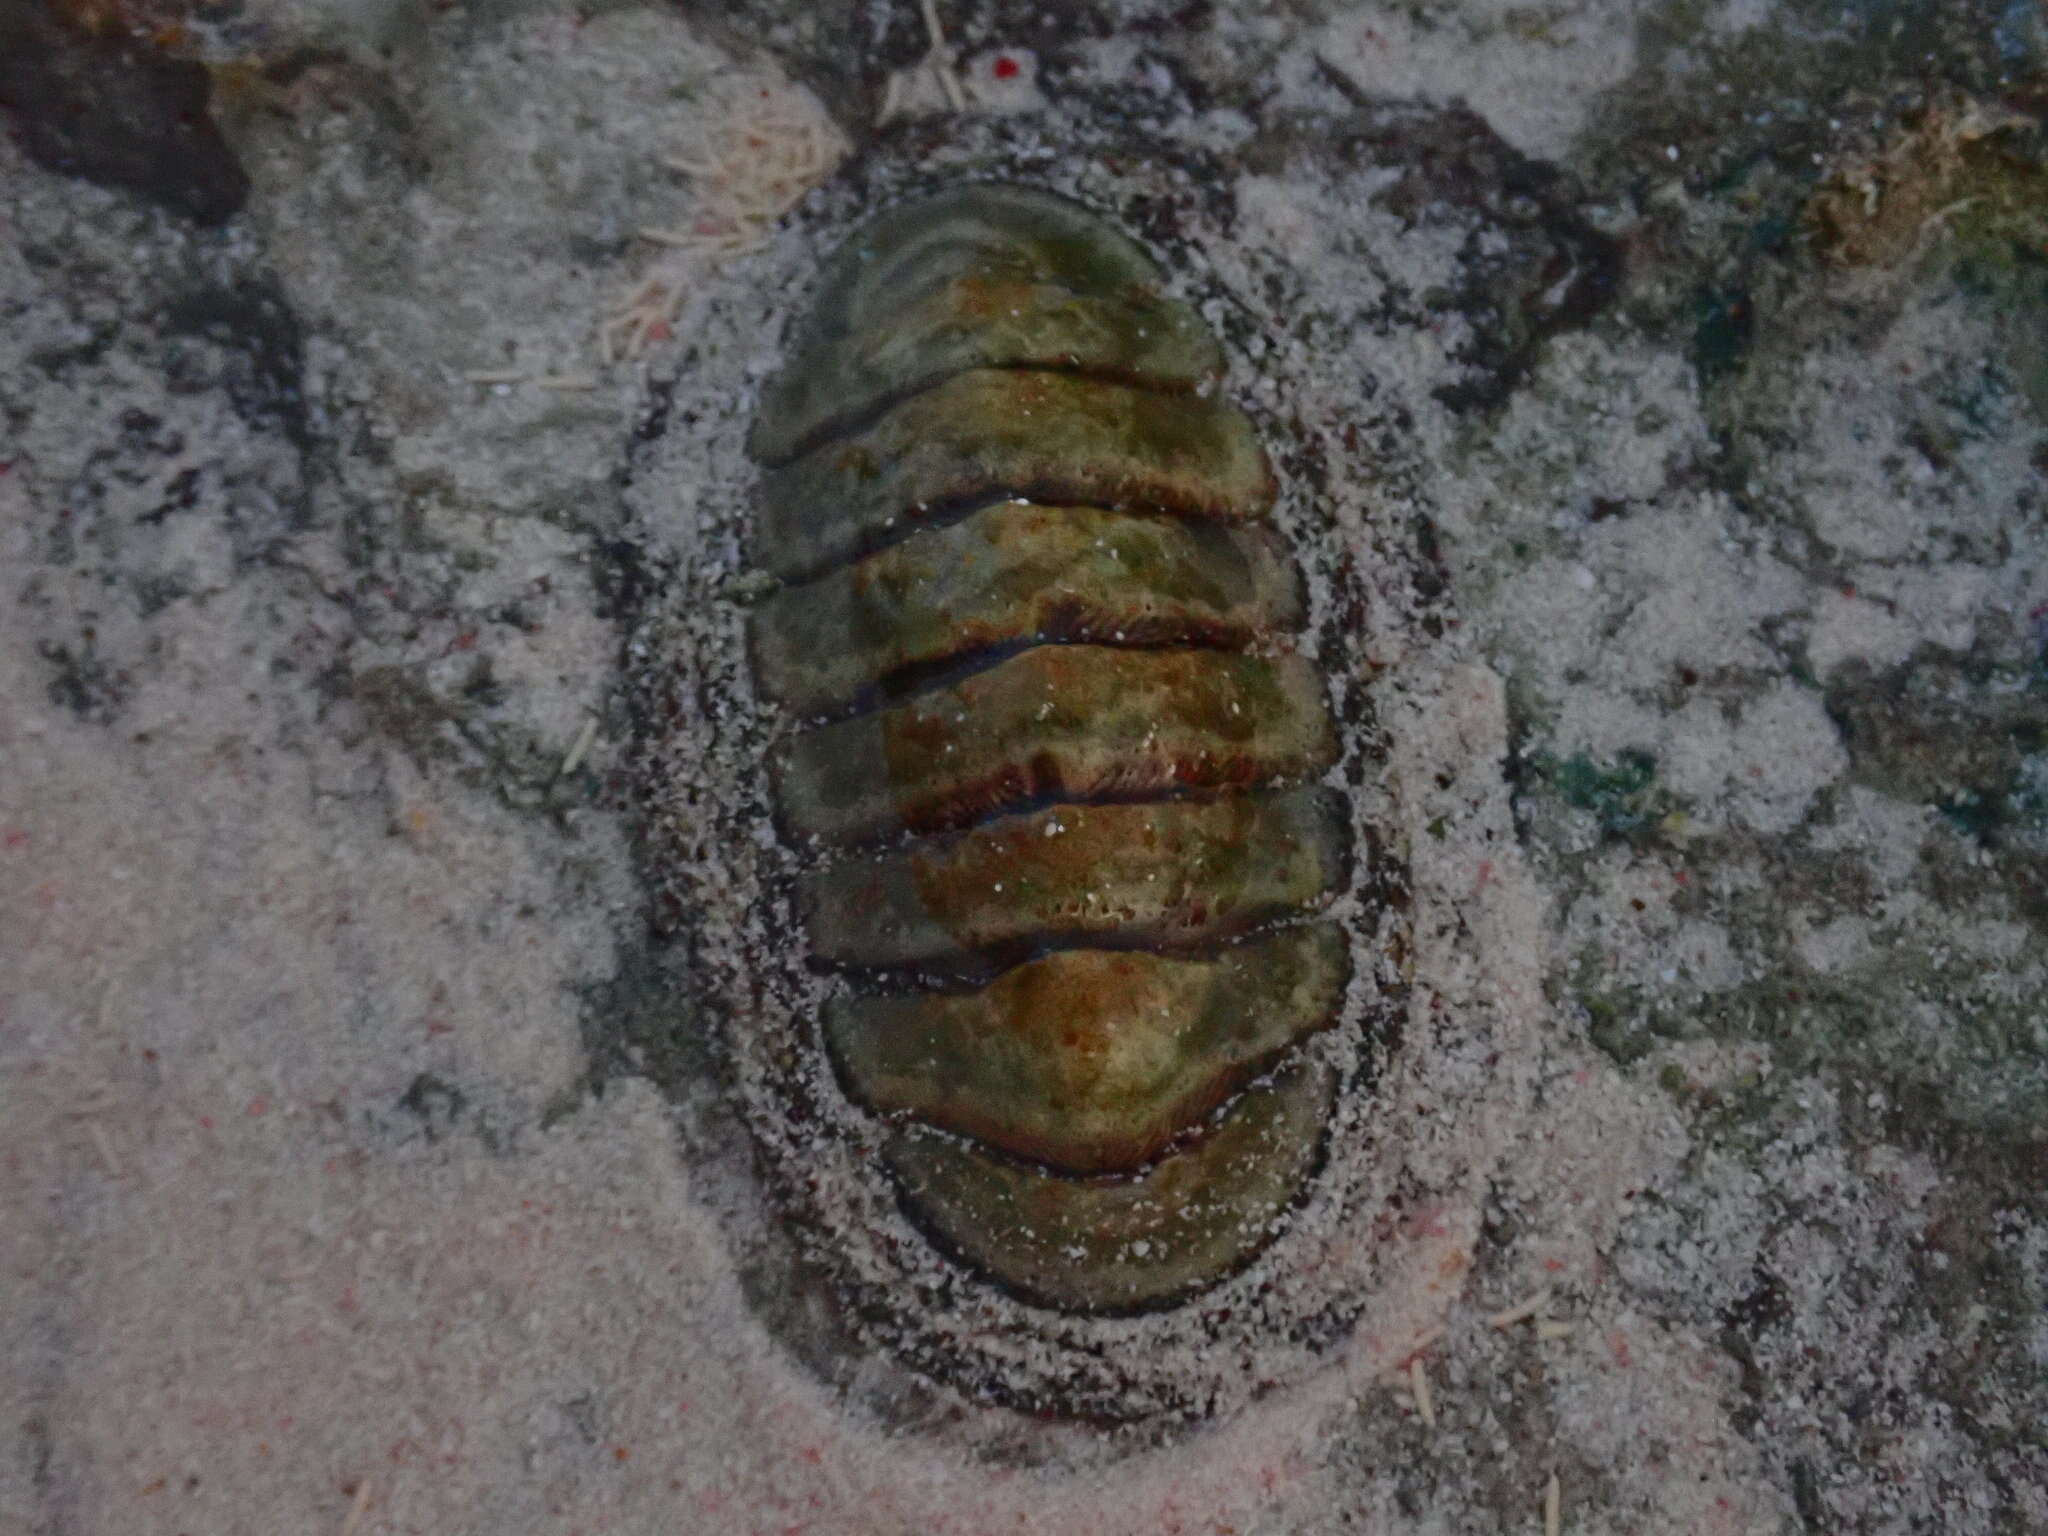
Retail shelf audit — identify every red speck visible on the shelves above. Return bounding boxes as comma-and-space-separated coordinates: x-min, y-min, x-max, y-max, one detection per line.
613, 1445, 630, 1462
992, 54, 1020, 79
247, 1097, 267, 1117
1543, 1257, 1566, 1272
646, 320, 673, 344
1672, 870, 1688, 885
2, 829, 27, 849
198, 1115, 214, 1130
1840, 583, 1857, 598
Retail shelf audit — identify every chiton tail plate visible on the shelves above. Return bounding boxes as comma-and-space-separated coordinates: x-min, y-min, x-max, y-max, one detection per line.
748, 183, 1354, 1318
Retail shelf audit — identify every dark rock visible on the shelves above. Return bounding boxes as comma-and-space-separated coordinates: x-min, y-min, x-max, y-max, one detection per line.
0, 0, 250, 224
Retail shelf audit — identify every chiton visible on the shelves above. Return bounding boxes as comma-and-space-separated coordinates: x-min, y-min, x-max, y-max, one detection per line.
629, 130, 1548, 1430
743, 183, 1357, 1316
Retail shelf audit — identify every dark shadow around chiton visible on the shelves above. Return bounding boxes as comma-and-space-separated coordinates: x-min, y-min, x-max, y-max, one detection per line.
748, 183, 1355, 1317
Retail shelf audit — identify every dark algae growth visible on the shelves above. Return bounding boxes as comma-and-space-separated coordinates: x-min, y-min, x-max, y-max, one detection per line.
747, 184, 1353, 1315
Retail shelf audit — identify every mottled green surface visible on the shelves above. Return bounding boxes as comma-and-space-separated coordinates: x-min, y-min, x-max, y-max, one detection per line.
800, 788, 1345, 969
756, 368, 1275, 583
831, 925, 1346, 1173
750, 182, 1222, 464
750, 499, 1303, 717
774, 645, 1337, 846
884, 1057, 1334, 1310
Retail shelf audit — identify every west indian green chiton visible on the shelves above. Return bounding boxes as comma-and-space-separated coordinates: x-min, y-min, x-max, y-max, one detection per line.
746, 183, 1355, 1317
626, 163, 1492, 1427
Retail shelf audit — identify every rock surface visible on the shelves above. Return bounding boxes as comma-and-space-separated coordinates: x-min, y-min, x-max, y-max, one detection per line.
3, 0, 2042, 1531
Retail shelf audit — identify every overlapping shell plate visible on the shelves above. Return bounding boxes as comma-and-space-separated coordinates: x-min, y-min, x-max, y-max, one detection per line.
624, 129, 1529, 1431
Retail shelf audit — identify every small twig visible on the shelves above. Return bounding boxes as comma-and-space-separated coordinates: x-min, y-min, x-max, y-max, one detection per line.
1543, 1471, 1561, 1536
339, 1477, 373, 1536
604, 72, 846, 362
1408, 1356, 1436, 1428
660, 152, 721, 178
1403, 1324, 1446, 1360
84, 1120, 121, 1178
1485, 1286, 1554, 1330
919, 0, 967, 110
559, 717, 600, 777
1920, 195, 1986, 238
877, 70, 906, 124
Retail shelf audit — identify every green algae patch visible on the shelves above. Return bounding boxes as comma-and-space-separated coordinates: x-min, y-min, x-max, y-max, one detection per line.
1826, 653, 2048, 849
1533, 748, 1678, 841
